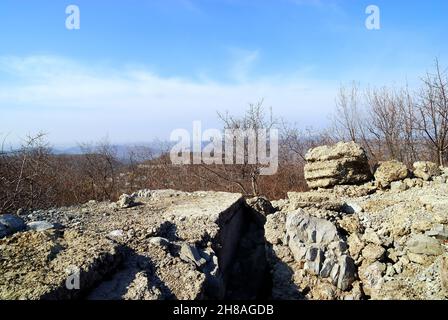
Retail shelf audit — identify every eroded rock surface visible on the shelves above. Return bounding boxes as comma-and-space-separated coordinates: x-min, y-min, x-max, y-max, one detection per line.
265, 172, 448, 300
1, 191, 269, 300
304, 142, 372, 189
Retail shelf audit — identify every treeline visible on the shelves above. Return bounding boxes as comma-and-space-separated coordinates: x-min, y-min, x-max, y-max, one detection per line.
1, 59, 448, 213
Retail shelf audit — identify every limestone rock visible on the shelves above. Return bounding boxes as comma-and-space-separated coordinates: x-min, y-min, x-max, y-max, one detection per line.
359, 261, 386, 296
283, 211, 356, 291
374, 160, 409, 188
406, 234, 443, 256
361, 244, 386, 263
413, 161, 441, 181
426, 224, 448, 241
27, 221, 55, 232
339, 215, 363, 234
287, 191, 344, 212
286, 211, 339, 246
304, 142, 372, 189
179, 243, 207, 268
362, 228, 383, 246
390, 181, 408, 192
337, 255, 356, 291
265, 211, 287, 245
108, 229, 124, 238
348, 233, 365, 260
117, 194, 136, 209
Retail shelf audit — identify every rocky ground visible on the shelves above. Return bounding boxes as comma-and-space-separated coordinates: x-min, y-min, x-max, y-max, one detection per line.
1, 142, 448, 300
268, 180, 448, 300
1, 191, 269, 300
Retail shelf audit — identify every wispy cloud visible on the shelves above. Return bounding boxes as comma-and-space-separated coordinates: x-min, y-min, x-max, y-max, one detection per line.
227, 47, 260, 82
0, 55, 337, 145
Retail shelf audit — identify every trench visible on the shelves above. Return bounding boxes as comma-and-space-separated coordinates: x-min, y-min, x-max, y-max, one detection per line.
211, 200, 273, 300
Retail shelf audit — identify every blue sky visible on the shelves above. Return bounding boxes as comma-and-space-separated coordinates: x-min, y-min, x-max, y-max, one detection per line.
1, 0, 448, 146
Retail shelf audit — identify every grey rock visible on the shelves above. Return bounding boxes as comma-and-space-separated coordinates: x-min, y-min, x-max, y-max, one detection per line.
425, 224, 448, 241
304, 245, 325, 275
288, 235, 307, 261
406, 234, 443, 256
359, 262, 386, 295
328, 241, 348, 255
341, 202, 363, 214
149, 237, 170, 248
320, 258, 335, 278
27, 221, 55, 232
337, 255, 356, 291
330, 263, 340, 286
286, 212, 339, 247
0, 214, 26, 239
117, 194, 136, 209
179, 243, 207, 268
108, 229, 125, 238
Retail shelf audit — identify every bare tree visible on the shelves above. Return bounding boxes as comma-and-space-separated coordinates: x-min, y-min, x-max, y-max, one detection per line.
333, 82, 363, 142
188, 100, 278, 196
416, 59, 448, 166
0, 133, 54, 213
365, 86, 408, 161
79, 138, 120, 201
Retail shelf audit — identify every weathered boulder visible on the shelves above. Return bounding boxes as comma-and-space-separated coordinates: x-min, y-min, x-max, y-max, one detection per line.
339, 215, 363, 234
413, 161, 441, 181
335, 255, 356, 291
117, 194, 136, 208
374, 160, 409, 188
358, 261, 386, 296
179, 243, 207, 268
304, 142, 372, 189
361, 244, 386, 263
347, 233, 365, 260
406, 234, 443, 256
426, 224, 448, 241
0, 214, 26, 239
286, 212, 339, 246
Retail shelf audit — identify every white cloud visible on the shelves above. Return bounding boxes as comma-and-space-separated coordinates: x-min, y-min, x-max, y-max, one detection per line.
0, 55, 337, 145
